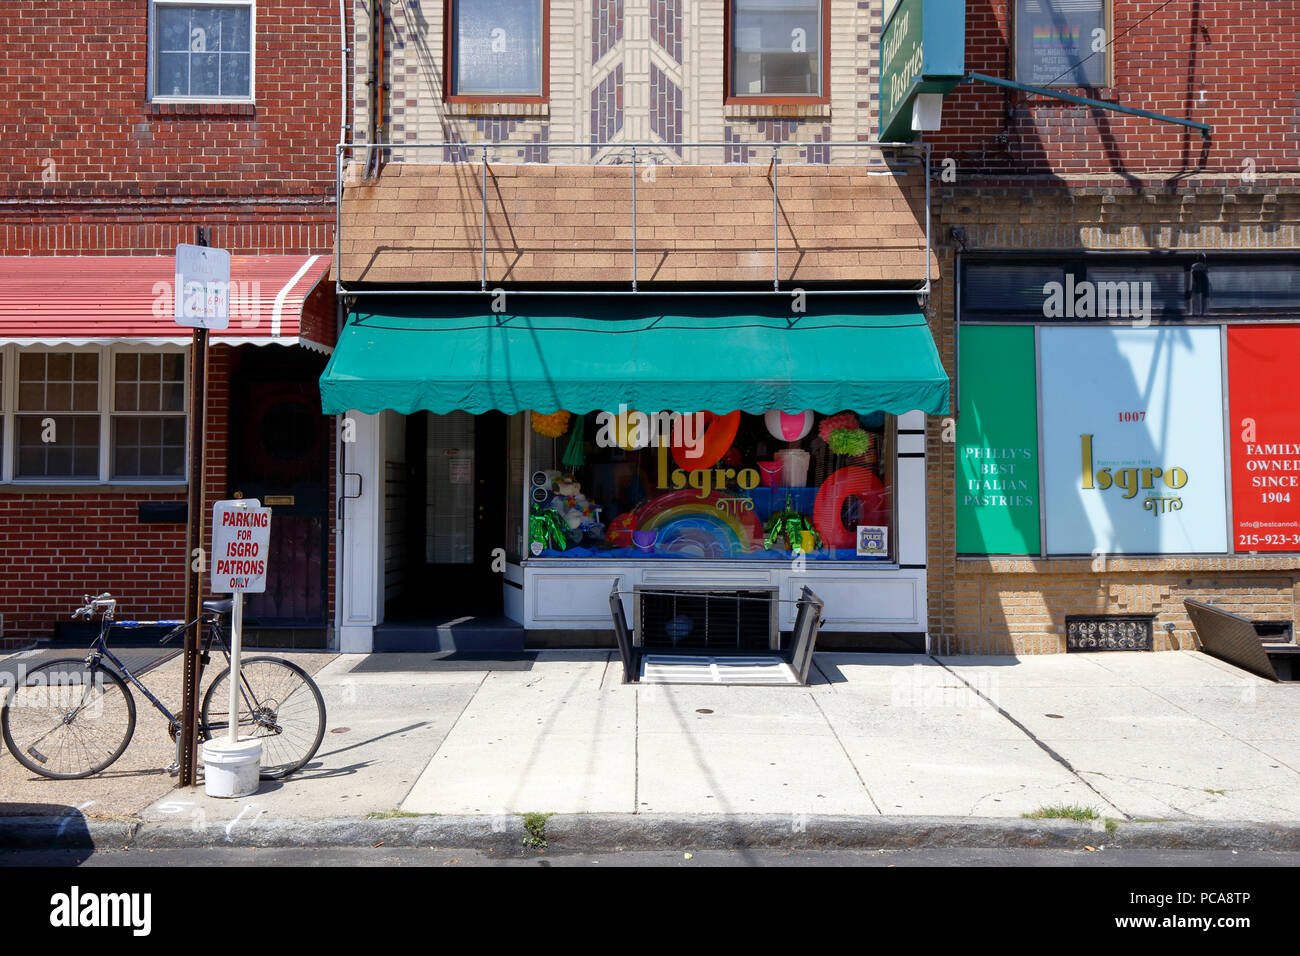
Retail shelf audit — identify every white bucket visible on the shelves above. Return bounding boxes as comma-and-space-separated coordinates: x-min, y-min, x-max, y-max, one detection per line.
201, 737, 263, 798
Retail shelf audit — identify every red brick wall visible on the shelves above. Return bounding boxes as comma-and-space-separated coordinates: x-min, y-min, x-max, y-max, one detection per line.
0, 0, 340, 255
0, 348, 231, 645
0, 2, 342, 645
0, 216, 335, 258
930, 0, 1300, 178
0, 1, 339, 200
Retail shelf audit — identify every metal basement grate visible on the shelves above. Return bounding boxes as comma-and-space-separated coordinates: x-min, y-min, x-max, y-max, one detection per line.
1254, 621, 1294, 644
1065, 615, 1154, 651
636, 587, 777, 651
640, 655, 799, 685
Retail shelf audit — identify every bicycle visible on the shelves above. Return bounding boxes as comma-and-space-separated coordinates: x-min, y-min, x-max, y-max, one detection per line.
1, 592, 326, 781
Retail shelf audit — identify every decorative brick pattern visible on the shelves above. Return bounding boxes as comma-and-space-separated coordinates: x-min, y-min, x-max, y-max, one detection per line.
591, 65, 626, 154
651, 0, 682, 64
355, 0, 883, 168
649, 64, 683, 153
593, 0, 625, 64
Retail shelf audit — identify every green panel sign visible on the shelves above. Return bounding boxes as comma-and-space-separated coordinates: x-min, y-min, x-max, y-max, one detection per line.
956, 325, 1041, 554
879, 0, 967, 142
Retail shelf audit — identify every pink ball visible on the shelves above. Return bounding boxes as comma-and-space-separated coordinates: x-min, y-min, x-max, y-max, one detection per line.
765, 409, 814, 442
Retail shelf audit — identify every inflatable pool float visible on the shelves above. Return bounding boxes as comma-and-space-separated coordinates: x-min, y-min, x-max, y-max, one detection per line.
813, 466, 888, 550
671, 411, 741, 471
634, 489, 764, 554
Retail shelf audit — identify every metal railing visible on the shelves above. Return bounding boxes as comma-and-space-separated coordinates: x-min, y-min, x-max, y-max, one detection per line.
334, 139, 932, 299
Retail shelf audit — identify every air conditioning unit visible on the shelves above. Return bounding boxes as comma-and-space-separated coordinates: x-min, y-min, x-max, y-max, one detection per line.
635, 587, 778, 652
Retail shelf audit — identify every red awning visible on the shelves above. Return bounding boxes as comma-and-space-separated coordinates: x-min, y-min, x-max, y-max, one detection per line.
0, 255, 335, 352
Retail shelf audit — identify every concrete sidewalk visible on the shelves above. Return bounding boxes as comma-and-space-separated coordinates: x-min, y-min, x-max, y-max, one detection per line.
2, 647, 1297, 846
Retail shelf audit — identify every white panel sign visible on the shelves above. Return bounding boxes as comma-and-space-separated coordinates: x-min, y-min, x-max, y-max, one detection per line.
1040, 327, 1227, 555
174, 243, 231, 330
212, 499, 271, 593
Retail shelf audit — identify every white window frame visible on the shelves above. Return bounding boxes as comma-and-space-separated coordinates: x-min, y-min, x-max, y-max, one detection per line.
0, 344, 189, 486
148, 0, 257, 104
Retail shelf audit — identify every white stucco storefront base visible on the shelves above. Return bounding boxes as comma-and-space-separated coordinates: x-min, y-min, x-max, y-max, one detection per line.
334, 410, 931, 651
516, 560, 927, 633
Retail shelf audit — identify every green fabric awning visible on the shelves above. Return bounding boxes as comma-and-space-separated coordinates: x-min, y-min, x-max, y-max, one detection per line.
319, 296, 949, 416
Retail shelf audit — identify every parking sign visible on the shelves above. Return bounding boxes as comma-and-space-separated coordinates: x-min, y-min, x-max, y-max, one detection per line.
211, 499, 271, 593
175, 243, 231, 330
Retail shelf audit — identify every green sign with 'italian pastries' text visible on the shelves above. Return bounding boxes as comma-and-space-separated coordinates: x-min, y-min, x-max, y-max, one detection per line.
879, 0, 967, 142
956, 325, 1041, 555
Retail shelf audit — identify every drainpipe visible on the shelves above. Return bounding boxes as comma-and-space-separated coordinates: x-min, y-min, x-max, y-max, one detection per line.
366, 0, 386, 179
339, 0, 349, 147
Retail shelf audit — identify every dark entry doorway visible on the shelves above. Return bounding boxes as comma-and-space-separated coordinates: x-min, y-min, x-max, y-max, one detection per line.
387, 411, 507, 618
228, 346, 330, 646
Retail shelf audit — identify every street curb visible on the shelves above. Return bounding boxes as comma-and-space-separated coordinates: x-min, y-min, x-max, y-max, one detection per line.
4, 813, 1300, 853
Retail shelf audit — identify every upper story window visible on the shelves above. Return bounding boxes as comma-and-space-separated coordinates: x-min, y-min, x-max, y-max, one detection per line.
1014, 0, 1108, 88
150, 0, 255, 102
446, 0, 548, 101
726, 0, 828, 102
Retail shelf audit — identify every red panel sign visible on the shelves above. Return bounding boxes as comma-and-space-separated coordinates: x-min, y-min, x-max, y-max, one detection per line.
1228, 326, 1300, 552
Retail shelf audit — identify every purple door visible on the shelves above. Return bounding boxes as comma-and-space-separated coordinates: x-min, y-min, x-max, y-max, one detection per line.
228, 353, 329, 628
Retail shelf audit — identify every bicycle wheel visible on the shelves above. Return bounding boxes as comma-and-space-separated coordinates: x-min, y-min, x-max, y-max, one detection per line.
1, 658, 136, 779
201, 657, 325, 779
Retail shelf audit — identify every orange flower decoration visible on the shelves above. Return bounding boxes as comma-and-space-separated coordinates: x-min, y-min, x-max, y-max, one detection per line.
531, 410, 572, 438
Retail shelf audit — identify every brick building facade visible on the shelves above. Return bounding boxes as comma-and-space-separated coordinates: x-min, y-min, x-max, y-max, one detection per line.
327, 0, 945, 653
0, 1, 343, 647
923, 0, 1300, 654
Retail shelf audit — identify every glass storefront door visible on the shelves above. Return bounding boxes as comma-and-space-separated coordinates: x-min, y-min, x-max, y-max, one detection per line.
385, 411, 508, 617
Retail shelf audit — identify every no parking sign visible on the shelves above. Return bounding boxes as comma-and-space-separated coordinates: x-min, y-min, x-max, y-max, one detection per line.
212, 499, 271, 593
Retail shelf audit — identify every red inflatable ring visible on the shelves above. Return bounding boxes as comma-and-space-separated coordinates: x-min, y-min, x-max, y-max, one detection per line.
671, 410, 741, 471
814, 466, 887, 550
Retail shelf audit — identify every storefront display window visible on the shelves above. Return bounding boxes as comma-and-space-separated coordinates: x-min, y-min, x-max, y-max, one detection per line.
958, 257, 1300, 557
526, 409, 892, 561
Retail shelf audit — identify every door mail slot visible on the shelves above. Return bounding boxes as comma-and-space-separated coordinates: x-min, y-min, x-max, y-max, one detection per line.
264, 495, 295, 506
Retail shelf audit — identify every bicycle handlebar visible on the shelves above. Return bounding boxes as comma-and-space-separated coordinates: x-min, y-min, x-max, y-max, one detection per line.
72, 592, 115, 620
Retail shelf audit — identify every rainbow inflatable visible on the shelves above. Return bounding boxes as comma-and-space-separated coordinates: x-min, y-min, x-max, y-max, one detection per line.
632, 489, 764, 556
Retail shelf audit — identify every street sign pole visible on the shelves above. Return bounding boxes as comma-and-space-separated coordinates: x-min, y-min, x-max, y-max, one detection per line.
179, 322, 207, 787
228, 589, 243, 743
175, 228, 230, 787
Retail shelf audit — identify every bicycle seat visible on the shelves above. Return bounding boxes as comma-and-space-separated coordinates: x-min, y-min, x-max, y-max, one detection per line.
203, 598, 234, 615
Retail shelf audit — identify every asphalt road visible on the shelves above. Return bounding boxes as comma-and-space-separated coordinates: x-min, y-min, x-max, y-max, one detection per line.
4, 846, 1299, 866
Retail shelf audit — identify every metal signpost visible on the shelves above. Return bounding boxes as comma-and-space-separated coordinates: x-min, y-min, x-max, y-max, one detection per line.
210, 499, 272, 743
174, 235, 231, 786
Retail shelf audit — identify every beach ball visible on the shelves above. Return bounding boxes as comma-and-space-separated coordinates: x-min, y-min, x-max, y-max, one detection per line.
765, 409, 814, 442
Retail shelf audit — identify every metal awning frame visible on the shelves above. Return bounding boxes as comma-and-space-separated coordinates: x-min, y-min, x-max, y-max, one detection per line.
333, 139, 933, 302
965, 72, 1212, 137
